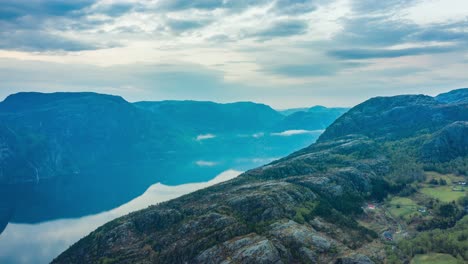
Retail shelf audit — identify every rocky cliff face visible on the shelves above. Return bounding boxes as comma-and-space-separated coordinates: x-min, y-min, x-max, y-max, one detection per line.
54, 89, 468, 263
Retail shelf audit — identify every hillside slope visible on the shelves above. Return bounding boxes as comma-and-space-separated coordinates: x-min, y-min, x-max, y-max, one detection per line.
0, 92, 184, 223
54, 90, 468, 263
0, 92, 348, 229
135, 100, 284, 133
276, 106, 349, 131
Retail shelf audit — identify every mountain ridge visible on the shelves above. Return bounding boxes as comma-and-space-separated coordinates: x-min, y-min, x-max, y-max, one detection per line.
0, 91, 346, 227
53, 88, 468, 263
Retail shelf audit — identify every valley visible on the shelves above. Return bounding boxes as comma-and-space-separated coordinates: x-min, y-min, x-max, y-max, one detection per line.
53, 89, 467, 264
0, 92, 343, 228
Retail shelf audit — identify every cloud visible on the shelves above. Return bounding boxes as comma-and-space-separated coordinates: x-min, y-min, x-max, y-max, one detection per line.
0, 0, 139, 52
252, 132, 265, 138
266, 64, 338, 77
0, 31, 107, 52
247, 19, 309, 40
195, 160, 218, 167
328, 12, 468, 60
334, 16, 418, 47
329, 45, 459, 59
271, 0, 317, 15
155, 0, 268, 12
413, 21, 468, 42
0, 59, 240, 103
156, 0, 225, 11
332, 9, 468, 53
92, 2, 136, 17
263, 62, 367, 77
0, 0, 95, 21
366, 67, 429, 77
1, 0, 468, 108
196, 134, 216, 141
350, 0, 419, 14
166, 18, 212, 33
271, 130, 324, 136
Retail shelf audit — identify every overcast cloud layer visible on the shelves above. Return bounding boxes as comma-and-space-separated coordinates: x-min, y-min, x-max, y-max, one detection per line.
1, 0, 467, 107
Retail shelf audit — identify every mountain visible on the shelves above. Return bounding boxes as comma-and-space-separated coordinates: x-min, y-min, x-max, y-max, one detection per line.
54, 90, 467, 263
0, 92, 185, 223
135, 100, 284, 133
277, 106, 349, 131
318, 94, 467, 141
435, 88, 468, 104
277, 107, 310, 116
136, 101, 350, 134
0, 93, 348, 229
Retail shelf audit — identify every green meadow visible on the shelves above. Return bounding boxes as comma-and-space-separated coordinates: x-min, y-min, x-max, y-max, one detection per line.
387, 197, 420, 220
411, 253, 461, 264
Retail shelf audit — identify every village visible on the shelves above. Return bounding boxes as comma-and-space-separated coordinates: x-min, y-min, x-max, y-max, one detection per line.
357, 172, 467, 263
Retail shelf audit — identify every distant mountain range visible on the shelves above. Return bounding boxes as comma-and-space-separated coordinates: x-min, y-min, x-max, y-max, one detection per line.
54, 88, 467, 263
278, 105, 349, 116
277, 106, 349, 131
0, 92, 347, 227
135, 100, 284, 134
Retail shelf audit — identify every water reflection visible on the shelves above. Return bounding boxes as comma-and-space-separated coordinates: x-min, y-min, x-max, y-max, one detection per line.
0, 130, 323, 263
0, 170, 241, 264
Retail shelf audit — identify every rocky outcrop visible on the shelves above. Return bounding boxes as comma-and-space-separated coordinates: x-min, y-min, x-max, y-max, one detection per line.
53, 135, 384, 264
318, 94, 467, 142
54, 90, 467, 263
195, 234, 283, 264
336, 254, 375, 264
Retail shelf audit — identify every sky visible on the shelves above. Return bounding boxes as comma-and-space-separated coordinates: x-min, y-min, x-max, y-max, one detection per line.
0, 0, 467, 108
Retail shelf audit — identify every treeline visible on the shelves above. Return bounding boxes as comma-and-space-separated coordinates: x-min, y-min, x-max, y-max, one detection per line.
424, 157, 468, 176
417, 201, 465, 231
398, 216, 468, 261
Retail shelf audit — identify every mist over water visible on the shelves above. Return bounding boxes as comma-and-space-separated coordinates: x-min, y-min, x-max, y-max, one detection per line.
0, 129, 322, 263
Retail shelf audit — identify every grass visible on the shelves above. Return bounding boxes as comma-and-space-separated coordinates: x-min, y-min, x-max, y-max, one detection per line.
425, 172, 465, 185
420, 185, 466, 203
421, 172, 466, 202
411, 253, 461, 264
387, 197, 420, 220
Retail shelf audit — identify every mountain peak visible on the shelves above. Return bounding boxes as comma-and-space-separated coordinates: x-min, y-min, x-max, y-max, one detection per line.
435, 88, 468, 104
0, 92, 127, 111
52, 88, 467, 264
318, 92, 464, 142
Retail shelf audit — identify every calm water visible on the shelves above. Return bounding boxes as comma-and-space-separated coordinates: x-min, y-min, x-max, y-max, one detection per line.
0, 170, 241, 264
0, 130, 322, 263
